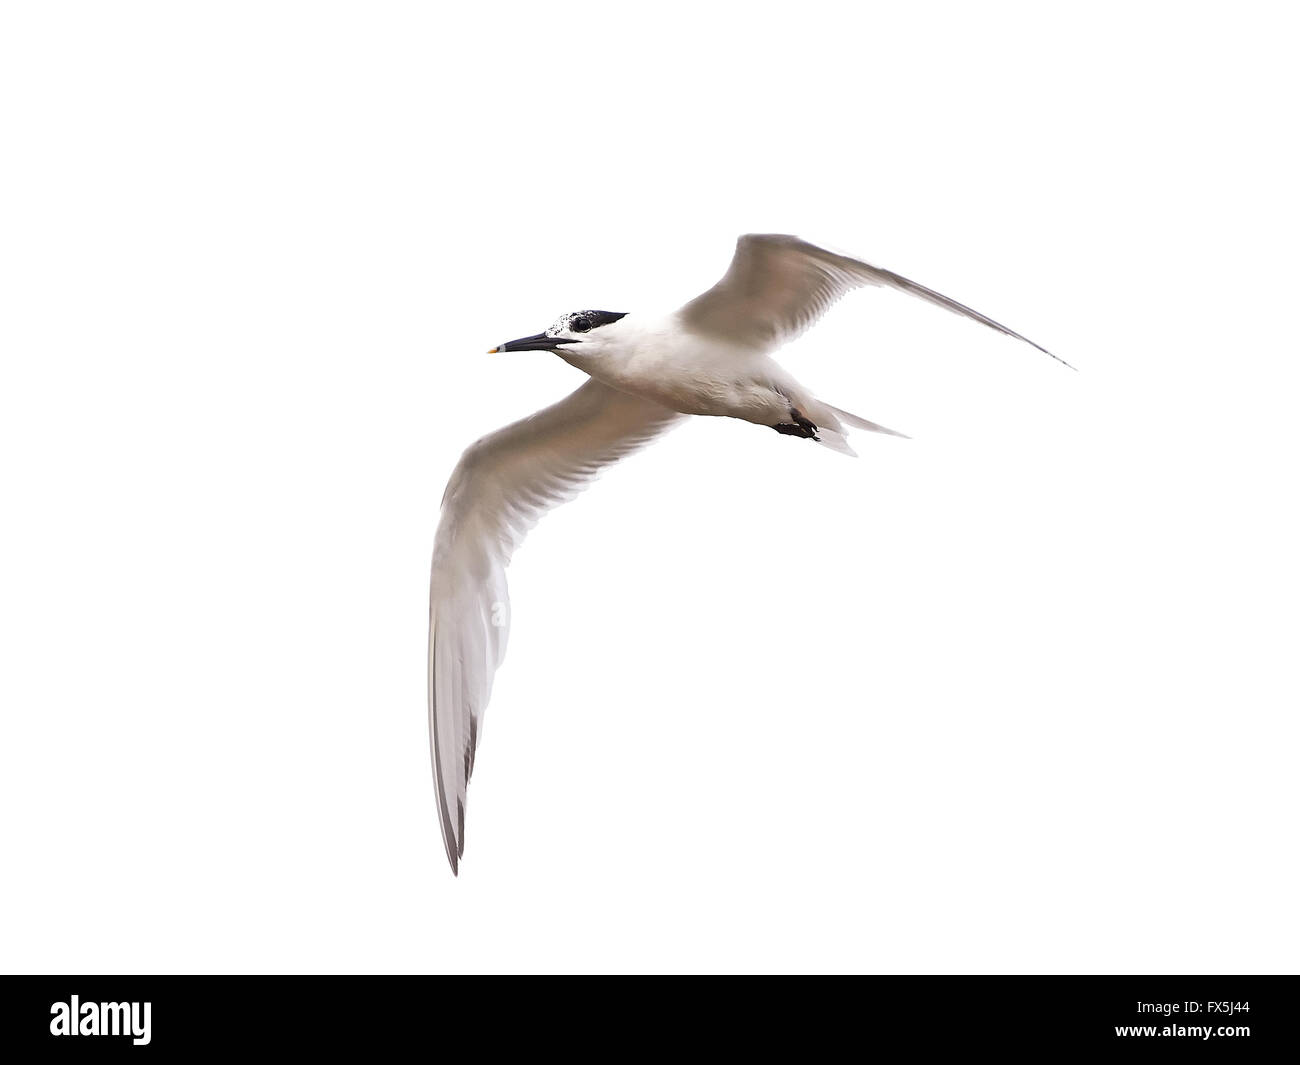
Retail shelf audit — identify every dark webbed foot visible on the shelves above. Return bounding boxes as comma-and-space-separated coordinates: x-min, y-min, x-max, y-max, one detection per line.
772, 407, 820, 440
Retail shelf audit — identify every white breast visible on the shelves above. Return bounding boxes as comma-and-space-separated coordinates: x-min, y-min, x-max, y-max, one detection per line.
560, 315, 771, 420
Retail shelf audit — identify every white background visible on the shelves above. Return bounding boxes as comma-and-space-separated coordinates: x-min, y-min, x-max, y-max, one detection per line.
2, 2, 1296, 974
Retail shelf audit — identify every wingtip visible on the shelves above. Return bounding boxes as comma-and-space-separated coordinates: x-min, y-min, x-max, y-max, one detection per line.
434, 792, 463, 876
1032, 341, 1077, 371
439, 830, 460, 876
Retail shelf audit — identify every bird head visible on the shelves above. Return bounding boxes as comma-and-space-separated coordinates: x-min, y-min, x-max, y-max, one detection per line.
489, 310, 628, 354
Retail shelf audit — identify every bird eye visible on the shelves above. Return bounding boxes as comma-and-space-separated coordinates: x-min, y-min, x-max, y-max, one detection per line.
570, 315, 592, 333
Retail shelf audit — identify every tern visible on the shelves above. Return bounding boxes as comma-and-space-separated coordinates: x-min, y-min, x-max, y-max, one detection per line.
429, 234, 1064, 873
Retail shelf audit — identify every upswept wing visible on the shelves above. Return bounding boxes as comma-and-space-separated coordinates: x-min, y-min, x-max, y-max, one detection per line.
678, 233, 1067, 366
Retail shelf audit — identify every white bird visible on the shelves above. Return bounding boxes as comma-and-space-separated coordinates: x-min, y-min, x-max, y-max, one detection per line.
429, 234, 1065, 873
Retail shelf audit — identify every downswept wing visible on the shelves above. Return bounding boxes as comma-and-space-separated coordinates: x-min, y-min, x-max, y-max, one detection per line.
678, 233, 1067, 366
429, 379, 682, 873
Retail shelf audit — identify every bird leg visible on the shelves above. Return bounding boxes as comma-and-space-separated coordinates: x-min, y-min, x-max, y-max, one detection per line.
772, 408, 820, 440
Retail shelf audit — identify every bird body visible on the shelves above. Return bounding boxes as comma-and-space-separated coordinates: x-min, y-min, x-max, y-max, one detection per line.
429, 234, 1064, 873
557, 315, 799, 428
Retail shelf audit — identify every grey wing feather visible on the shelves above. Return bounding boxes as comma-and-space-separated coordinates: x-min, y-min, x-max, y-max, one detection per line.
678, 233, 1070, 367
429, 379, 681, 873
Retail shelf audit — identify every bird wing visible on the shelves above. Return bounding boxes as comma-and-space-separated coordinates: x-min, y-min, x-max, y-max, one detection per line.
429, 379, 682, 873
677, 233, 1068, 366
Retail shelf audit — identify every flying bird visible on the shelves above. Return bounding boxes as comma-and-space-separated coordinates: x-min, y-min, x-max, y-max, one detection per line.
429, 234, 1064, 873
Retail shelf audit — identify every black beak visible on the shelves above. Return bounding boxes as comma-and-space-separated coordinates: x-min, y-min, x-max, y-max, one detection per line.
488, 332, 578, 354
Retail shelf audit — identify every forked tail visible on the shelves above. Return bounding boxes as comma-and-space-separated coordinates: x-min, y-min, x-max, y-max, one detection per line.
770, 380, 909, 457
803, 400, 909, 457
